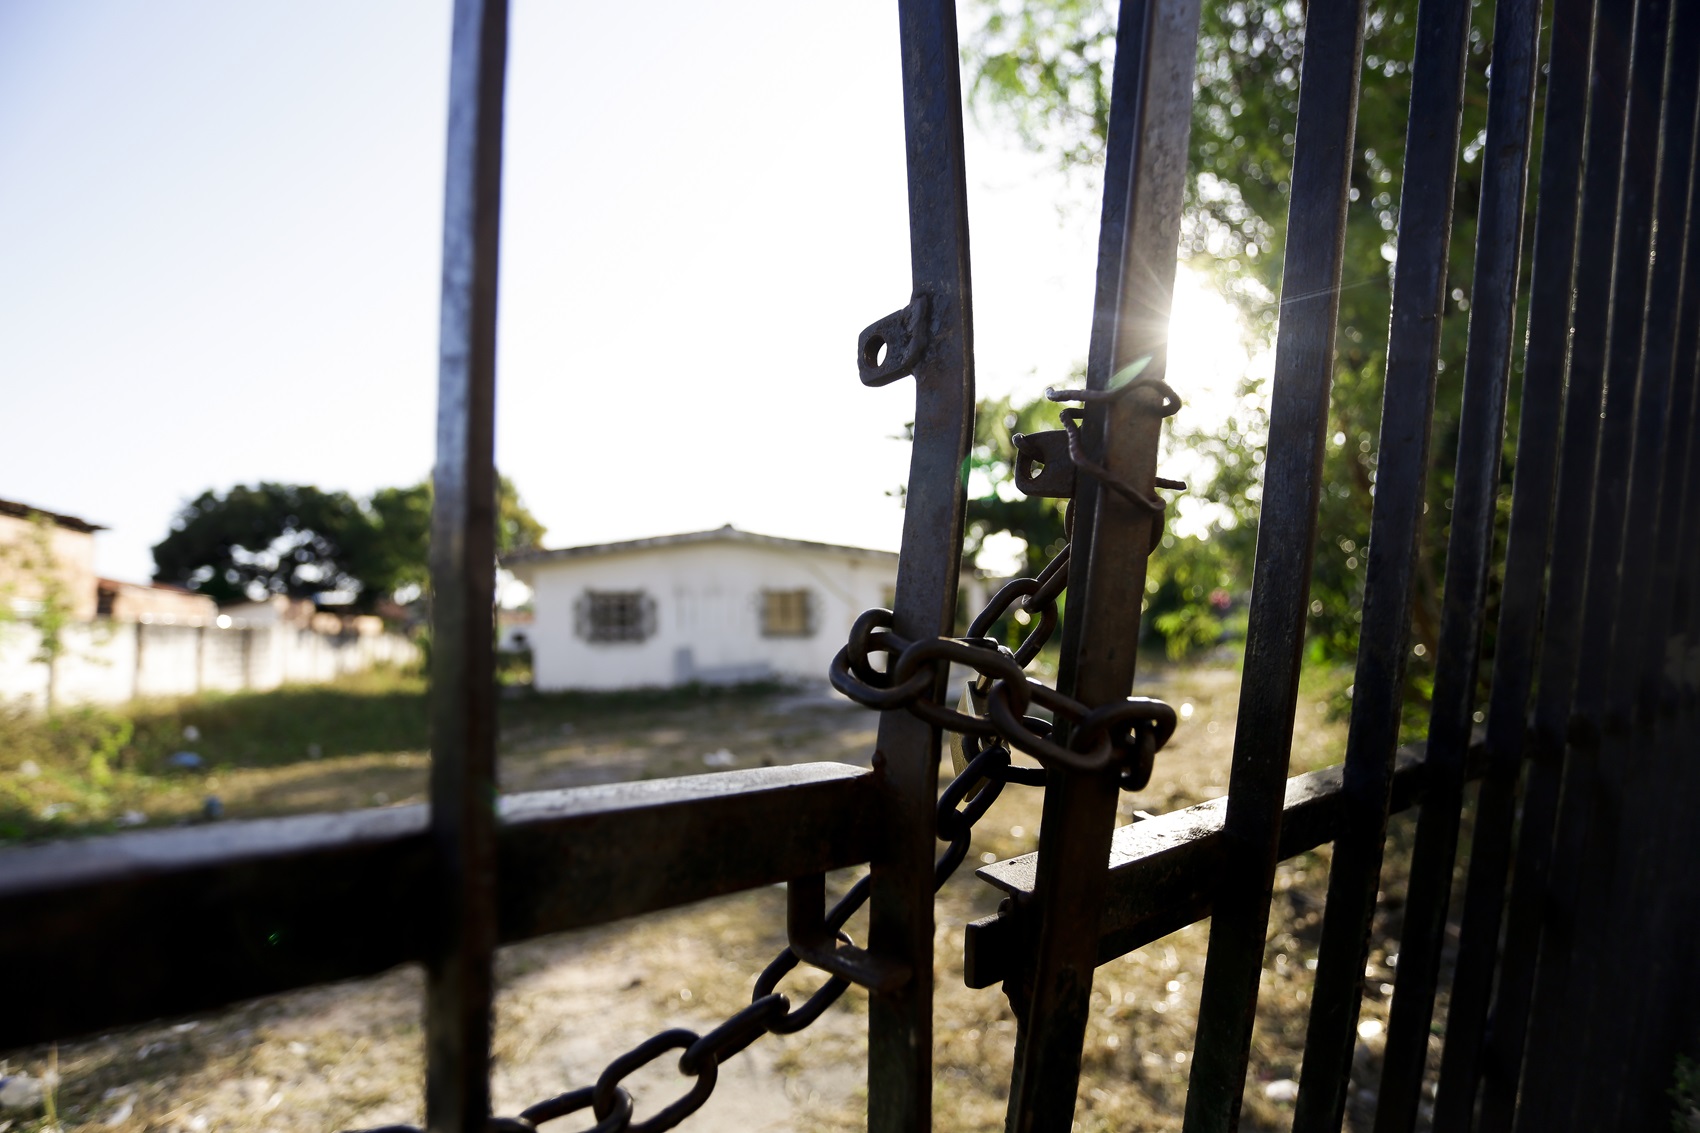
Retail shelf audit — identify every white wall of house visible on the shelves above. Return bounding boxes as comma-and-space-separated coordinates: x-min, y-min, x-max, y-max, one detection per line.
511, 535, 899, 692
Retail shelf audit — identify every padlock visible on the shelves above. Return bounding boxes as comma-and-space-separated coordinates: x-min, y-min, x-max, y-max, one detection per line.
948, 681, 993, 801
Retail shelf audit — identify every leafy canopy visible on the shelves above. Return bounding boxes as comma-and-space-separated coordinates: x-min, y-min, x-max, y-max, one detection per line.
963, 0, 1506, 668
152, 477, 546, 611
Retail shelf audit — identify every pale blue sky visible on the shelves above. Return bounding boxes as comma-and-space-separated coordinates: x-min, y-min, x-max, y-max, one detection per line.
1, 1, 1242, 584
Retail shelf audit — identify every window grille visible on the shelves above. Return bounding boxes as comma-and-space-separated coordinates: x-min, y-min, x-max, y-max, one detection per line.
760, 588, 815, 637
575, 590, 654, 643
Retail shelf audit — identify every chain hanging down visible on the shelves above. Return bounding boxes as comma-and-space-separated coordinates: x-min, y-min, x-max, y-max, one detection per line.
342, 735, 1026, 1133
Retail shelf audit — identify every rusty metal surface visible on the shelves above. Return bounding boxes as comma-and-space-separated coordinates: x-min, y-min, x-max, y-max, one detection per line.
0, 764, 876, 1051
426, 0, 509, 1127
999, 0, 1200, 1125
962, 738, 1485, 991
862, 3, 978, 1128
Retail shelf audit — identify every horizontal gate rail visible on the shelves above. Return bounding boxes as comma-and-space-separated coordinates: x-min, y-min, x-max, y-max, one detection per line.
0, 763, 877, 1051
961, 739, 1484, 990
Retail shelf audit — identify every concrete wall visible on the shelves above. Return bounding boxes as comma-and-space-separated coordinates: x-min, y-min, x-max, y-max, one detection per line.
0, 620, 418, 708
515, 542, 899, 692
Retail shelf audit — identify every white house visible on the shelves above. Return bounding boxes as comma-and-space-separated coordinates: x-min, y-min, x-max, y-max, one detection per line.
504, 525, 901, 692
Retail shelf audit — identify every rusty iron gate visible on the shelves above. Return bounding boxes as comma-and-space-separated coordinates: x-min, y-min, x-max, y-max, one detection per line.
5, 0, 1700, 1128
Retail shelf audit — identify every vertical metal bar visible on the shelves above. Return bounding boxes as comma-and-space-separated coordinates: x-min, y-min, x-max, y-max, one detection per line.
1616, 222, 1700, 1133
1629, 74, 1700, 1121
1667, 243, 1700, 1075
1515, 1, 1669, 1125
1360, 0, 1546, 1128
425, 2, 508, 1131
1621, 0, 1699, 753
1287, 0, 1475, 1127
1001, 0, 1200, 1127
1180, 5, 1368, 1129
866, 2, 975, 1128
1468, 2, 1633, 1125
1636, 33, 1700, 761
1575, 7, 1699, 1124
1427, 0, 1597, 1125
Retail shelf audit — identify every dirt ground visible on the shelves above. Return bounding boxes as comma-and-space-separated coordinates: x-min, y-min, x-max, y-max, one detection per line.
2, 664, 1446, 1133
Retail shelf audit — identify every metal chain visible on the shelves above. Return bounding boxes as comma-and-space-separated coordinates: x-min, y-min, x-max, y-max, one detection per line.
340, 742, 1024, 1133
830, 373, 1182, 786
341, 378, 1180, 1133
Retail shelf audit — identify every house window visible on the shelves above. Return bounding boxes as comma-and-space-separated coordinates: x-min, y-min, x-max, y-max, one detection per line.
576, 590, 654, 643
761, 589, 815, 638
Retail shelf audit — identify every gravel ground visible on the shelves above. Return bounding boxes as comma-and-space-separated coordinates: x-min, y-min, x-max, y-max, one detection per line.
4, 664, 1445, 1132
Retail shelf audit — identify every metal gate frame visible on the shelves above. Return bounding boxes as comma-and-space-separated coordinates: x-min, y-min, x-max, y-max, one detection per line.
5, 0, 1700, 1130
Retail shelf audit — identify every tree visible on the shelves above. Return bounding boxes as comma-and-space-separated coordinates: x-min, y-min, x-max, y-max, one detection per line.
152, 477, 546, 611
364, 475, 547, 599
964, 0, 1502, 671
153, 484, 377, 607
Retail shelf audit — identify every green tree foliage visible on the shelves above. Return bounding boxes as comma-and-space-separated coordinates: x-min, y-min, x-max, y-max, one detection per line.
153, 477, 546, 611
964, 394, 1072, 579
364, 476, 548, 597
153, 484, 377, 607
965, 0, 1507, 670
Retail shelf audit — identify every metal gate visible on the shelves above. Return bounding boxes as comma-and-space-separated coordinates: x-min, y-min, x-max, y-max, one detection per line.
4, 0, 1699, 1129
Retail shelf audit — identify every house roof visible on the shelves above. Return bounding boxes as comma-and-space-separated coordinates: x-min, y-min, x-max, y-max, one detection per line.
503, 524, 899, 569
0, 496, 106, 534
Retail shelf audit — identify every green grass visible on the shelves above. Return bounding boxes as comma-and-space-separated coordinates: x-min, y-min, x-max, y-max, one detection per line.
0, 670, 801, 845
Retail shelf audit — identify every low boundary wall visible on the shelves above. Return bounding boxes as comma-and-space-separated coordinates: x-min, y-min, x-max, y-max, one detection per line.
0, 621, 418, 707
